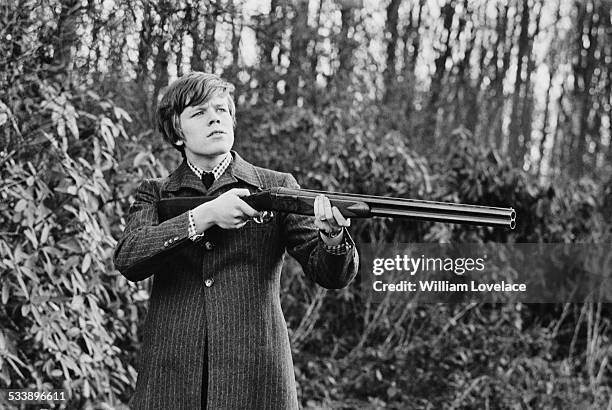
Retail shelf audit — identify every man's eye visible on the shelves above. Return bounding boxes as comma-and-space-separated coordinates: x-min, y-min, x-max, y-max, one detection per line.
217, 107, 227, 112
194, 111, 204, 116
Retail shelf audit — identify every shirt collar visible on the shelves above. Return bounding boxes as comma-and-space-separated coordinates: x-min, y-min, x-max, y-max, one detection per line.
187, 153, 232, 181
162, 151, 263, 195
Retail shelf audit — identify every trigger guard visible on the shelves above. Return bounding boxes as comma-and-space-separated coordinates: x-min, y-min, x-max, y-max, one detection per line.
252, 211, 274, 224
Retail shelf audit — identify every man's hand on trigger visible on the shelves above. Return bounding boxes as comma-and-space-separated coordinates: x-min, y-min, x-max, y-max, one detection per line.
314, 195, 351, 245
193, 188, 260, 231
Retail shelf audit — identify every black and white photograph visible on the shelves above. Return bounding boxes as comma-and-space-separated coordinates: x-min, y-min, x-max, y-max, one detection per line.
1, 0, 611, 409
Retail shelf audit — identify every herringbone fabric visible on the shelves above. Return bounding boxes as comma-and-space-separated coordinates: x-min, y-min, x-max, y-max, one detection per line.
113, 151, 359, 410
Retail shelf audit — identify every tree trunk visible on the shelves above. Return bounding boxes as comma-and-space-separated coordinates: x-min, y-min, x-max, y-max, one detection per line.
335, 3, 360, 89
426, 0, 455, 139
455, 0, 476, 132
550, 81, 567, 177
228, 0, 242, 79
569, 0, 598, 176
309, 0, 324, 107
383, 0, 401, 105
536, 68, 555, 178
135, 2, 156, 124
53, 0, 80, 85
508, 0, 530, 164
489, 2, 512, 149
188, 0, 203, 72
286, 0, 309, 106
254, 0, 283, 102
402, 0, 424, 120
205, 3, 220, 73
152, 1, 171, 123
516, 0, 542, 166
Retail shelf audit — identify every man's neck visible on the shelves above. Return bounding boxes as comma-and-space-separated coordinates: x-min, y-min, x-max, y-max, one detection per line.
185, 152, 229, 172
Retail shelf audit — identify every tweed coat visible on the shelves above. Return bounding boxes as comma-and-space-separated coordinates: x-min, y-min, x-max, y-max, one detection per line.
113, 151, 358, 410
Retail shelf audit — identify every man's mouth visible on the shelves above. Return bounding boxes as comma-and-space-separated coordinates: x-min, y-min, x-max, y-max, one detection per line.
207, 130, 225, 138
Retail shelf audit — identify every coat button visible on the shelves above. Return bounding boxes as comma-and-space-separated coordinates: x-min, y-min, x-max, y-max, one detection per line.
204, 278, 214, 287
163, 240, 169, 247
204, 241, 214, 250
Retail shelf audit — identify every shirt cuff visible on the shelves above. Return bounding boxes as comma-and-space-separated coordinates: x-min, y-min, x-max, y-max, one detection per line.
188, 210, 205, 241
322, 229, 352, 255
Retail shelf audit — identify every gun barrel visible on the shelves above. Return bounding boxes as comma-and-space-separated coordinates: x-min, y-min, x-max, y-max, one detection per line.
273, 188, 516, 229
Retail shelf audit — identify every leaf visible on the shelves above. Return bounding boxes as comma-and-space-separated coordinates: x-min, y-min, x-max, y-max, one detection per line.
71, 295, 84, 311
58, 239, 81, 253
375, 369, 383, 381
24, 229, 38, 248
133, 152, 149, 167
83, 379, 90, 398
57, 118, 66, 139
65, 106, 79, 139
67, 328, 80, 338
81, 254, 91, 273
113, 106, 133, 122
50, 369, 63, 378
1, 284, 8, 304
14, 199, 27, 212
40, 224, 51, 244
4, 353, 26, 379
16, 271, 29, 299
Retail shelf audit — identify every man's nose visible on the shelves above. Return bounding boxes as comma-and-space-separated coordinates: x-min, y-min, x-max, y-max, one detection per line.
208, 111, 221, 125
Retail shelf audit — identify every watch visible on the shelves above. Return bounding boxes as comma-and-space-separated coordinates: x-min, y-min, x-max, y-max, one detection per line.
320, 228, 343, 239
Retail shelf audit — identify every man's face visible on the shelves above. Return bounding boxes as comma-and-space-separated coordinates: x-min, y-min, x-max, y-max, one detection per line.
177, 94, 234, 159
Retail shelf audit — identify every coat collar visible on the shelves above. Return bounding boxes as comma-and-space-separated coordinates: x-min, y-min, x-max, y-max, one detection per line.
162, 151, 263, 195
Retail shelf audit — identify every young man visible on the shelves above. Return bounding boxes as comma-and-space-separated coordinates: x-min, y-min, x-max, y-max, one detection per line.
113, 72, 359, 410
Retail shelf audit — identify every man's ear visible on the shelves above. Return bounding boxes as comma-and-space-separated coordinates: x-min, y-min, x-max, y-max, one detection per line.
175, 128, 185, 146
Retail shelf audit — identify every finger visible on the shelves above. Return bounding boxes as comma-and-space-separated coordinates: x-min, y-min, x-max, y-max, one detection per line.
323, 196, 334, 221
315, 195, 326, 221
235, 220, 248, 229
237, 201, 259, 218
313, 196, 325, 229
332, 206, 349, 226
230, 188, 252, 197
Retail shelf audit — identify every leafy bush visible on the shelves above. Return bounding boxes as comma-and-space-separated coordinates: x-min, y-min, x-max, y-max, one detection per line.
1, 81, 140, 408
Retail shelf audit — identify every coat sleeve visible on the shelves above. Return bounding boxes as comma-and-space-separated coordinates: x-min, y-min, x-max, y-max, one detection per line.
279, 174, 359, 289
113, 179, 192, 282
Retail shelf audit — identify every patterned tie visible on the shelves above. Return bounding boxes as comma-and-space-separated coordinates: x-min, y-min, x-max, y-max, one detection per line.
202, 172, 215, 189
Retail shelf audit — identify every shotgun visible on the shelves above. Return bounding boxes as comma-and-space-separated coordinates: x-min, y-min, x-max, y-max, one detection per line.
157, 188, 516, 229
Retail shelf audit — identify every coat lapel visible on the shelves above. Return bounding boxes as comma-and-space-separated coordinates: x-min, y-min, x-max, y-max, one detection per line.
161, 151, 264, 197
161, 160, 208, 195
207, 151, 264, 195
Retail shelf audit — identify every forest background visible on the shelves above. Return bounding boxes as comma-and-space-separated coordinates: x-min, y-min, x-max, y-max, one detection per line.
1, 0, 611, 408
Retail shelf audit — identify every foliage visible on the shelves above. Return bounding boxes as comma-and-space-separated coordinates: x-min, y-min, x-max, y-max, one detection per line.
236, 102, 433, 243
297, 304, 611, 409
0, 80, 141, 408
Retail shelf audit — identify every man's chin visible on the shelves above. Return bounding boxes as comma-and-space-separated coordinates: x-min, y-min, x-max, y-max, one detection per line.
188, 146, 232, 158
